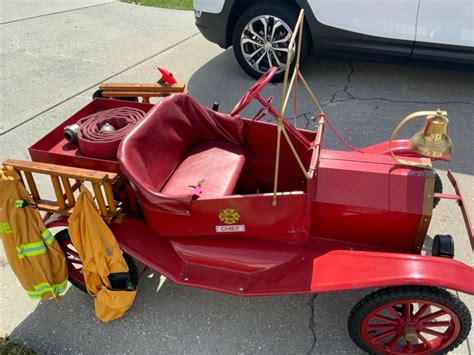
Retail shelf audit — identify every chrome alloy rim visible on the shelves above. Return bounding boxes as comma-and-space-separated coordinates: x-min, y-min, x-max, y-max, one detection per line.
240, 15, 295, 74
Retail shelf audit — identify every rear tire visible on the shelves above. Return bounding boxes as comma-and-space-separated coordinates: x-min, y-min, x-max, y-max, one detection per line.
232, 1, 312, 82
55, 229, 138, 293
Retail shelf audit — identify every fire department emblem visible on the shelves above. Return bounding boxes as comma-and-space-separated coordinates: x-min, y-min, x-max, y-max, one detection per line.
219, 208, 240, 225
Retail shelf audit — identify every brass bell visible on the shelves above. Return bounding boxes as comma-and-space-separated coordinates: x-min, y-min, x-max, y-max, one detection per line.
409, 109, 453, 158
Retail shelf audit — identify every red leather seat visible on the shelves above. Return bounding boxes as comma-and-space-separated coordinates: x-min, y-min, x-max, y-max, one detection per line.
162, 141, 246, 198
118, 94, 247, 215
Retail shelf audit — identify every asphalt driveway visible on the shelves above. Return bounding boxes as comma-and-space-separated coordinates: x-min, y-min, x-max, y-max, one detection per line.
1, 1, 473, 354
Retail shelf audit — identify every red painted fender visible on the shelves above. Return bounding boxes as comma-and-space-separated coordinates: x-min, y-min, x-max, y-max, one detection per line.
311, 250, 474, 295
361, 139, 451, 161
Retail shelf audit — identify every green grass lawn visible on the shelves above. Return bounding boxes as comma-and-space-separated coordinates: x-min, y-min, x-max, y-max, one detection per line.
123, 0, 193, 10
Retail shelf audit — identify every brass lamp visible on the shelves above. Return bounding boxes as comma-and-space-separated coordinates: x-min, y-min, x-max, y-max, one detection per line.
390, 110, 453, 168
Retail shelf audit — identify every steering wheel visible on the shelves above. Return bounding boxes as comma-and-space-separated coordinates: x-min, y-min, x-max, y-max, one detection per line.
230, 67, 277, 117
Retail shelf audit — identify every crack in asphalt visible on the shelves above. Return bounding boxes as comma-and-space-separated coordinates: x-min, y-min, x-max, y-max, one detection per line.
253, 60, 471, 132
306, 294, 318, 355
325, 61, 472, 107
330, 96, 473, 106
328, 62, 355, 104
295, 112, 311, 130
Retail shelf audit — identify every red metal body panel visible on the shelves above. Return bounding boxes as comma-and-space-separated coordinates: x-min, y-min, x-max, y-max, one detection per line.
312, 150, 428, 252
111, 218, 474, 296
143, 192, 308, 244
238, 119, 314, 193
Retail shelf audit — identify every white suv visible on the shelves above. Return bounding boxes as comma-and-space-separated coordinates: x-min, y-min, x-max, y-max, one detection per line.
194, 0, 473, 81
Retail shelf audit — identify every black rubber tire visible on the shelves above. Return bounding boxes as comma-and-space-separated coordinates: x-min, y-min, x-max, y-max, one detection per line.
433, 171, 443, 209
55, 229, 139, 293
348, 286, 471, 354
232, 1, 312, 82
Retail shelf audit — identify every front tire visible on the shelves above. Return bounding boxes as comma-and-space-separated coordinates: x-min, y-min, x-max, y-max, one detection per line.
348, 286, 471, 354
232, 2, 312, 82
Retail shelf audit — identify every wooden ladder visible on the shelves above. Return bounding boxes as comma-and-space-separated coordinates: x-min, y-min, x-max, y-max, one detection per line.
3, 159, 119, 222
99, 82, 186, 103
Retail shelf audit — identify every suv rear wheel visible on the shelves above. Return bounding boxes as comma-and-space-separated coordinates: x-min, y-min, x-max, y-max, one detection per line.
232, 2, 312, 82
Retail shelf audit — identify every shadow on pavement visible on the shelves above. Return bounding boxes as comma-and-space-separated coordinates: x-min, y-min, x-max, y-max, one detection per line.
10, 272, 367, 354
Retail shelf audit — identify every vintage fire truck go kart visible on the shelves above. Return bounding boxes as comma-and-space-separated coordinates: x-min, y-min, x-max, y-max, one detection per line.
3, 11, 473, 354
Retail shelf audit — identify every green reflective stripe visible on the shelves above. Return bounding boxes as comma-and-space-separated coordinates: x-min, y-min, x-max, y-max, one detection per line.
16, 230, 54, 259
54, 279, 68, 295
26, 279, 68, 299
0, 222, 12, 234
15, 199, 24, 208
41, 229, 54, 245
16, 240, 47, 259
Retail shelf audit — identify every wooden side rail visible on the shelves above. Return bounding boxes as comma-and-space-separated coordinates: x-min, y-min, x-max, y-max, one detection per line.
3, 159, 119, 222
99, 82, 186, 103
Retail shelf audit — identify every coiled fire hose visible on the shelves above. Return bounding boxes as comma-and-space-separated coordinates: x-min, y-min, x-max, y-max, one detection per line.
65, 107, 146, 159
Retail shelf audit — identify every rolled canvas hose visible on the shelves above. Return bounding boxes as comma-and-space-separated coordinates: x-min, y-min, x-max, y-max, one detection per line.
77, 107, 146, 159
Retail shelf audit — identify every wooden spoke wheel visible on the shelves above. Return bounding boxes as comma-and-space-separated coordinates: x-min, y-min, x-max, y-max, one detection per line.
348, 286, 471, 354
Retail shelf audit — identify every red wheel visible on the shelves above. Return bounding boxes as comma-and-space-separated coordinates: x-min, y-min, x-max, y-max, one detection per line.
348, 286, 471, 354
56, 229, 87, 292
230, 66, 277, 117
55, 229, 139, 293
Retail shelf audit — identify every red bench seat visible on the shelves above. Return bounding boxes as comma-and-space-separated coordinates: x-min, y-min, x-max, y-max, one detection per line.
162, 141, 246, 198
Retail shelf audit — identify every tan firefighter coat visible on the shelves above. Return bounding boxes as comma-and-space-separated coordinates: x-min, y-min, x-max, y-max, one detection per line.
0, 166, 68, 300
68, 187, 136, 322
